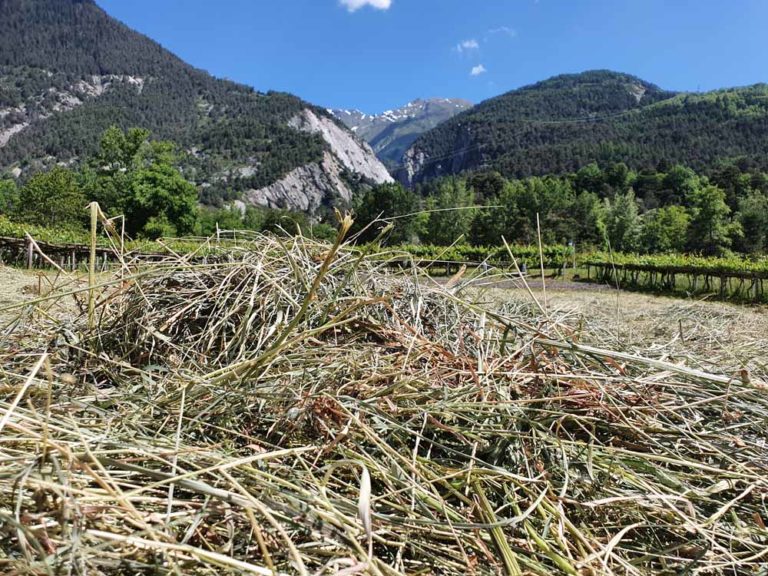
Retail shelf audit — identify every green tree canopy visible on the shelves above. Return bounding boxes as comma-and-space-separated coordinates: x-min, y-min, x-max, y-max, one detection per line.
18, 167, 85, 228
604, 190, 641, 251
425, 178, 476, 246
661, 165, 699, 207
639, 206, 690, 253
686, 183, 733, 255
734, 192, 768, 254
83, 127, 199, 238
126, 142, 198, 238
467, 171, 506, 201
571, 191, 606, 247
352, 183, 420, 244
0, 179, 19, 215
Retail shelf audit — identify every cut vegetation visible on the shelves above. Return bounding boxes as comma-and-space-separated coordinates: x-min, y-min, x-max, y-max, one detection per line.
1, 225, 767, 575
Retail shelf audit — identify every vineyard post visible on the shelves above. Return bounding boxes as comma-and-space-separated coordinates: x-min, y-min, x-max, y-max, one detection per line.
26, 238, 33, 270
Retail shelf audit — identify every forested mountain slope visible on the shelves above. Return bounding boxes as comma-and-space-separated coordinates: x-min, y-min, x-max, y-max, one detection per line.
401, 71, 768, 184
0, 0, 392, 213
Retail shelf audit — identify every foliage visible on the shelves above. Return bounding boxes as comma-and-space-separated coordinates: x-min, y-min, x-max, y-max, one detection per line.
126, 144, 198, 237
604, 190, 640, 251
639, 206, 690, 253
734, 191, 768, 254
81, 126, 150, 215
0, 214, 91, 244
423, 178, 476, 245
571, 191, 606, 246
0, 179, 19, 215
370, 243, 573, 269
17, 167, 85, 228
469, 182, 522, 246
7, 146, 768, 261
79, 127, 199, 238
405, 70, 768, 183
351, 183, 420, 244
686, 183, 734, 255
584, 251, 768, 278
196, 205, 337, 242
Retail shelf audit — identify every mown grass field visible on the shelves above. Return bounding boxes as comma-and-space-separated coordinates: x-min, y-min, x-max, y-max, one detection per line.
1, 231, 768, 575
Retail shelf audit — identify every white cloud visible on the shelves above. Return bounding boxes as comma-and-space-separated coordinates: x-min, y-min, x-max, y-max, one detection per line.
487, 26, 517, 38
339, 0, 392, 12
456, 39, 479, 53
470, 64, 487, 77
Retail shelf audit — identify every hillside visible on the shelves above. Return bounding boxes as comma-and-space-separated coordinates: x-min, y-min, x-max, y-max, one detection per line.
331, 98, 472, 169
400, 70, 768, 184
0, 0, 392, 213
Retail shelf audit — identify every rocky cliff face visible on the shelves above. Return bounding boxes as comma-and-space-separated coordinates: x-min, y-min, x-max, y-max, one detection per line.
242, 109, 393, 213
244, 151, 352, 213
288, 109, 393, 184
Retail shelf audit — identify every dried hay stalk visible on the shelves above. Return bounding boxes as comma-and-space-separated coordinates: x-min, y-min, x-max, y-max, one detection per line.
1, 222, 767, 575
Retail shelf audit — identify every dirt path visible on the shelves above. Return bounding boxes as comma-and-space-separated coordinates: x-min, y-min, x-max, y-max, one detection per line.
468, 277, 616, 292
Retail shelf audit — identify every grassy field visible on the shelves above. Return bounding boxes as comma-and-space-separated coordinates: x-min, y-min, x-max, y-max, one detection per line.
1, 235, 768, 575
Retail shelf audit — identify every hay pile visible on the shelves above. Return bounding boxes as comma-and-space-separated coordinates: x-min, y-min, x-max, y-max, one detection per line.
1, 226, 767, 575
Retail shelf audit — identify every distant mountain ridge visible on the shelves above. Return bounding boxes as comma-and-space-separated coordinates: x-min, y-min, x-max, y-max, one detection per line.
331, 98, 472, 169
0, 0, 392, 214
400, 70, 768, 184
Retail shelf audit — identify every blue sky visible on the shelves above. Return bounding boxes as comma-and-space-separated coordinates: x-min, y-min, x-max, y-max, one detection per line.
97, 0, 768, 113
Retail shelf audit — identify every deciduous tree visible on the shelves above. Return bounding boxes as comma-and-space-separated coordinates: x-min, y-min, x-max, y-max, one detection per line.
18, 167, 85, 228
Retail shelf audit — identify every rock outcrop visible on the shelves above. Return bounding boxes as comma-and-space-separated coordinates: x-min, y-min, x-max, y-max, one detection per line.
288, 109, 393, 184
242, 109, 393, 214
244, 151, 353, 213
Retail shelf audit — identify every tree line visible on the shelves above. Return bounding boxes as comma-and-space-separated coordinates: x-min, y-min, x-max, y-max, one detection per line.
2, 129, 766, 257
354, 162, 768, 256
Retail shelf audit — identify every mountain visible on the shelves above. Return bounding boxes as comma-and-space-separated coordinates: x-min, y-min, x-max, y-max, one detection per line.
400, 70, 768, 185
0, 0, 392, 214
331, 98, 472, 169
